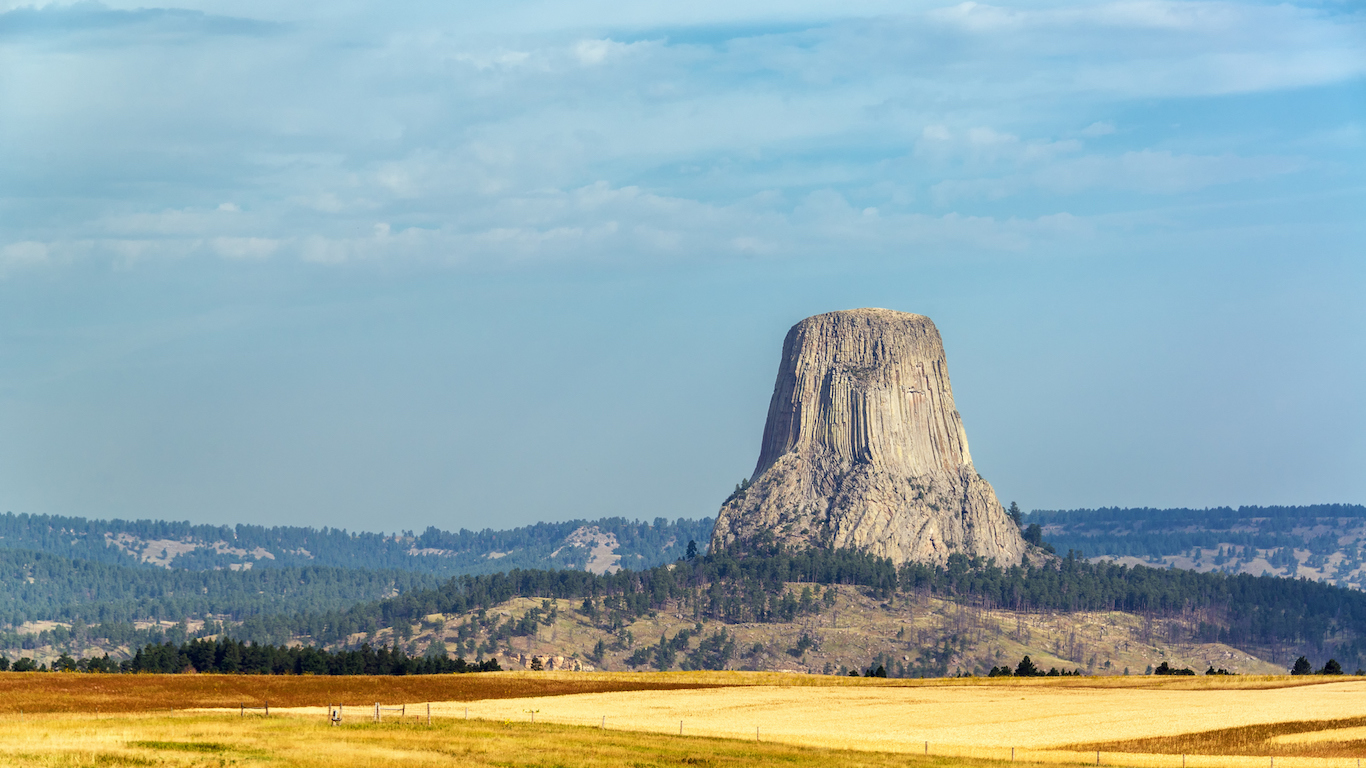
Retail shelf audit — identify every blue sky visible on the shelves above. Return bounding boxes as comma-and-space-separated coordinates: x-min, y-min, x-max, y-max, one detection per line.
0, 0, 1362, 533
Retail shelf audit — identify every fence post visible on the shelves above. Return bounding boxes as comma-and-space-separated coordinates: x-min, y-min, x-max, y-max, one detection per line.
265, 701, 269, 717
756, 726, 759, 742
427, 703, 431, 726
240, 703, 244, 719
1012, 747, 1015, 761
925, 741, 928, 755
375, 702, 380, 723
601, 716, 605, 730
680, 720, 683, 735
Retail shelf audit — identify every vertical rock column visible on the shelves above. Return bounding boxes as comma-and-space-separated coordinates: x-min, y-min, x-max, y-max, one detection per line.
710, 308, 1028, 566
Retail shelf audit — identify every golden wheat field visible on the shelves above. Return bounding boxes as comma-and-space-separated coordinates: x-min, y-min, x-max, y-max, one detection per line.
8, 673, 1366, 767
398, 676, 1366, 765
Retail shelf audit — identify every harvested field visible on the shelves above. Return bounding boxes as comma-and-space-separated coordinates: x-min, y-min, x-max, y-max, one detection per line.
1276, 726, 1366, 745
400, 676, 1366, 764
9, 673, 1366, 766
0, 670, 722, 713
0, 712, 997, 768
1078, 716, 1366, 759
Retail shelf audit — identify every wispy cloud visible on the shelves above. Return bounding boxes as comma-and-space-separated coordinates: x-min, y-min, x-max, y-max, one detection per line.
0, 2, 284, 44
0, 0, 1359, 269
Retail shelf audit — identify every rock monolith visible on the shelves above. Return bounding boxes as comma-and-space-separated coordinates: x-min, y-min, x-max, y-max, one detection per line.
710, 308, 1028, 566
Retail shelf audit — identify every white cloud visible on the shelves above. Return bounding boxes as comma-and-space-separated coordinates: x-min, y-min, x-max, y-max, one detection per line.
1080, 121, 1116, 137
574, 39, 626, 65
0, 240, 50, 273
211, 236, 278, 260
452, 48, 532, 71
931, 147, 1301, 203
1035, 150, 1302, 195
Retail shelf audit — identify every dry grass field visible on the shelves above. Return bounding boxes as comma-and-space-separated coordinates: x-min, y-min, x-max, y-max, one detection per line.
0, 670, 720, 713
410, 675, 1366, 763
0, 711, 1010, 768
6, 672, 1366, 767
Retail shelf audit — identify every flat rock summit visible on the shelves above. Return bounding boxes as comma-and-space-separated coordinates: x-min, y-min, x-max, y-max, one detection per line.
711, 308, 1029, 566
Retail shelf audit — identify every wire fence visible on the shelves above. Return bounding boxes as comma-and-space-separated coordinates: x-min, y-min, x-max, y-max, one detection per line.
371, 702, 432, 725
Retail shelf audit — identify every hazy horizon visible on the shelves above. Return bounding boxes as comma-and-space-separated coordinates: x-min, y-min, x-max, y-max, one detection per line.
2, 0, 1362, 533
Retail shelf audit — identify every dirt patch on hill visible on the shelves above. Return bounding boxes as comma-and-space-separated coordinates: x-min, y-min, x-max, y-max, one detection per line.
562, 526, 621, 574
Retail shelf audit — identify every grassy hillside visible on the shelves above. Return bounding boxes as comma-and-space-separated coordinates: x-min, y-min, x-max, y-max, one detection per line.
365, 584, 1286, 678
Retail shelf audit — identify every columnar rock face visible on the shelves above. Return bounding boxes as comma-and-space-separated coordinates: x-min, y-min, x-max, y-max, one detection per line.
710, 308, 1028, 566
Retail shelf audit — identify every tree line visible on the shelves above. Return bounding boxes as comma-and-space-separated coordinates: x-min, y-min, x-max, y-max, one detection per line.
0, 637, 501, 675
1027, 505, 1366, 560
0, 548, 443, 630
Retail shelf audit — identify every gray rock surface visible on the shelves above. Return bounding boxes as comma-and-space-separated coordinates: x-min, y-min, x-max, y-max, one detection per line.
710, 308, 1029, 566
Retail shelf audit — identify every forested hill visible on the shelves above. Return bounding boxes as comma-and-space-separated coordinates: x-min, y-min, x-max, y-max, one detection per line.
0, 548, 443, 646
0, 512, 713, 576
226, 547, 1366, 671
0, 513, 712, 656
1028, 504, 1366, 589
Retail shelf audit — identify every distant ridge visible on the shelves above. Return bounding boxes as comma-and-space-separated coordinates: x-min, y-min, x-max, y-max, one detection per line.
1028, 504, 1366, 525
1027, 504, 1366, 590
0, 511, 712, 576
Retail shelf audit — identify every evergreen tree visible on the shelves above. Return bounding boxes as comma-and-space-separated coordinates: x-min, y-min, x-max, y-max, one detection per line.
1321, 658, 1343, 675
1292, 656, 1313, 675
1015, 656, 1039, 677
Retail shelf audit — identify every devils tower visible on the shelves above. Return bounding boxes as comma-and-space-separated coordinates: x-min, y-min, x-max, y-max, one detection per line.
710, 308, 1028, 566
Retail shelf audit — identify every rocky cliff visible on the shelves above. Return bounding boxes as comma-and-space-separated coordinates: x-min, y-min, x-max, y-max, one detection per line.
710, 308, 1028, 566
